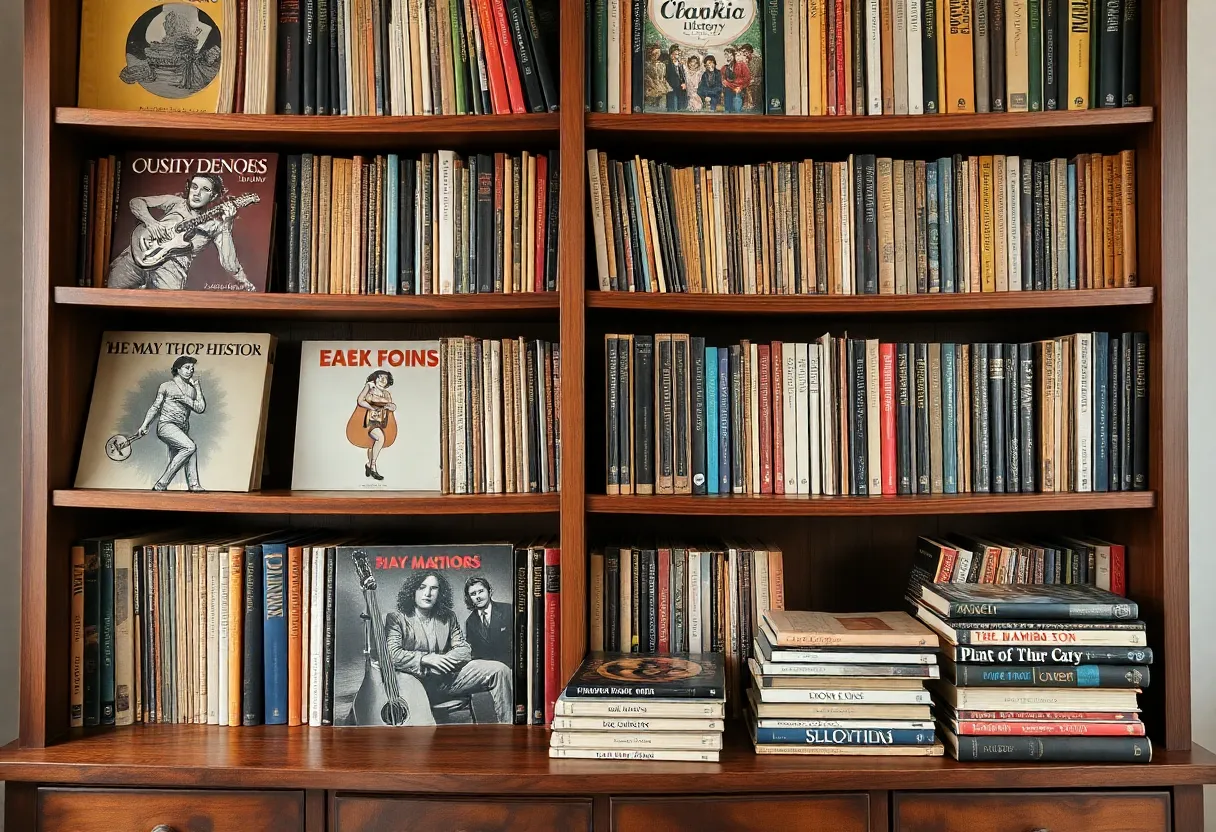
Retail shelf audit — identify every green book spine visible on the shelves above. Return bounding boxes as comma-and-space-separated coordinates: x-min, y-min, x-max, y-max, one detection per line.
1028, 0, 1043, 110
83, 540, 100, 727
451, 0, 468, 114
764, 0, 785, 113
99, 538, 116, 725
593, 0, 608, 112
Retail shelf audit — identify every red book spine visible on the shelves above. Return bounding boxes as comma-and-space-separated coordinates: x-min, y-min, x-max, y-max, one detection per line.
982, 547, 1001, 584
955, 720, 1145, 737
490, 0, 528, 114
758, 344, 773, 494
657, 548, 671, 653
474, 0, 511, 114
772, 342, 785, 495
534, 154, 547, 292
880, 343, 897, 494
934, 545, 958, 582
955, 709, 1140, 721
235, 0, 249, 113
543, 546, 561, 725
1110, 544, 1126, 596
834, 0, 847, 117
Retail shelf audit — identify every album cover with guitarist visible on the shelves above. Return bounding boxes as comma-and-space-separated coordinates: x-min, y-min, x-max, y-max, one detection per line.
332, 544, 518, 726
105, 151, 278, 292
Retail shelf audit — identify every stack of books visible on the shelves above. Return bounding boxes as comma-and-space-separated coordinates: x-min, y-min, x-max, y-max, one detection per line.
745, 610, 944, 756
550, 653, 726, 762
912, 582, 1153, 762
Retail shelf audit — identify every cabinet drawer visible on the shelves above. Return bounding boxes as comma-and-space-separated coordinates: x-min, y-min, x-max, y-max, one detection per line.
332, 795, 592, 831
611, 794, 870, 832
894, 791, 1170, 832
38, 787, 304, 832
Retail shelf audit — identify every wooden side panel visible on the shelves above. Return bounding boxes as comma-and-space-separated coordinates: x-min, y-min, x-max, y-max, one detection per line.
611, 794, 870, 832
332, 795, 592, 831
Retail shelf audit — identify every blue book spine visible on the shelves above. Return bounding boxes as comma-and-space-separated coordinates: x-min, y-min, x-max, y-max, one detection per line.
942, 344, 958, 493
100, 538, 115, 725
262, 543, 289, 725
1067, 163, 1077, 290
706, 347, 719, 494
386, 155, 399, 295
628, 169, 651, 292
717, 348, 731, 494
753, 726, 938, 745
938, 158, 955, 292
927, 164, 941, 292
1093, 332, 1110, 492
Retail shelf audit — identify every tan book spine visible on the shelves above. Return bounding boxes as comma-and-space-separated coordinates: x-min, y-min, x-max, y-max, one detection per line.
958, 159, 972, 292
968, 158, 982, 291
618, 548, 633, 651
1006, 0, 1029, 111
1111, 156, 1125, 288
589, 551, 605, 652
993, 156, 1008, 291
797, 162, 809, 293
1102, 156, 1116, 287
828, 162, 841, 294
785, 164, 797, 294
525, 153, 537, 293
1060, 336, 1071, 491
92, 156, 110, 287
767, 549, 786, 610
881, 0, 896, 113
892, 160, 907, 294
502, 156, 514, 293
502, 339, 515, 493
1089, 154, 1104, 288
437, 0, 454, 115
700, 167, 715, 293
877, 158, 896, 294
175, 544, 187, 723
945, 0, 976, 112
1085, 154, 1097, 288
316, 157, 331, 293
1051, 339, 1063, 492
840, 160, 853, 294
328, 159, 342, 294
979, 157, 995, 292
309, 158, 320, 292
587, 151, 610, 291
70, 545, 85, 727
903, 160, 917, 294
808, 0, 825, 115
1038, 341, 1052, 491
1121, 150, 1137, 287
641, 158, 667, 292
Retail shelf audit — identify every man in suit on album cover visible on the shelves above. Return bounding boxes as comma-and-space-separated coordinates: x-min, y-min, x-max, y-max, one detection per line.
463, 575, 513, 668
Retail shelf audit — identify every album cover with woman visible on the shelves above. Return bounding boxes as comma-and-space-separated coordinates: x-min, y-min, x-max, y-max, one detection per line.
74, 331, 276, 491
291, 341, 442, 490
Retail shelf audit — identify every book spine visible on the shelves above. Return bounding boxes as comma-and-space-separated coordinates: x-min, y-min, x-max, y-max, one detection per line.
914, 343, 930, 494
719, 349, 732, 495
1019, 343, 1036, 492
880, 344, 897, 494
634, 336, 655, 493
321, 548, 336, 725
286, 547, 302, 726
955, 720, 1145, 736
242, 546, 264, 726
766, 0, 786, 113
948, 663, 1149, 688
657, 335, 675, 495
896, 344, 913, 494
851, 341, 869, 494
520, 0, 558, 110
1043, 0, 1058, 109
1120, 332, 1132, 490
972, 342, 990, 492
71, 545, 85, 727
279, 0, 305, 113
629, 0, 643, 111
1132, 331, 1148, 490
943, 598, 1139, 620
692, 337, 708, 495
591, 0, 607, 111
513, 548, 528, 722
988, 345, 1006, 492
1110, 335, 1122, 490
944, 0, 976, 112
531, 548, 545, 723
505, 0, 544, 112
1099, 0, 1122, 106
754, 726, 937, 745
99, 539, 115, 725
1028, 0, 1043, 109
262, 546, 288, 725
922, 0, 939, 112
942, 344, 958, 492
758, 344, 773, 494
1120, 0, 1139, 105
974, 0, 990, 112
544, 547, 561, 725
951, 735, 1152, 762
606, 336, 620, 493
674, 335, 691, 494
990, 0, 1006, 110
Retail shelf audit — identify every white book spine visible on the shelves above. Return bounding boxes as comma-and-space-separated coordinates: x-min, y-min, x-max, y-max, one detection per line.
300, 544, 311, 723
344, 0, 356, 114
517, 338, 530, 490
712, 166, 728, 293
799, 0, 810, 114
808, 343, 822, 495
728, 549, 739, 675
749, 343, 761, 493
840, 161, 853, 294
607, 0, 621, 113
487, 341, 500, 493
417, 0, 432, 113
952, 545, 974, 583
782, 344, 798, 494
866, 0, 883, 114
1053, 339, 1064, 491
1095, 545, 1111, 591
752, 549, 771, 620
1007, 156, 1023, 290
794, 343, 810, 495
218, 551, 229, 728
437, 150, 456, 294
687, 551, 702, 654
906, 0, 924, 114
400, 0, 414, 115
388, 1, 402, 114
114, 542, 134, 726
1076, 333, 1093, 492
866, 340, 882, 495
785, 0, 802, 114
587, 151, 611, 291
308, 547, 326, 727
699, 552, 712, 652
894, 0, 908, 113
536, 341, 550, 493
207, 546, 220, 725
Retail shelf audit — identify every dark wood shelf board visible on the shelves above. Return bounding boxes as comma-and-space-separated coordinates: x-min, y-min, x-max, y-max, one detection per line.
51, 490, 559, 515
586, 108, 1155, 144
586, 288, 1155, 315
0, 727, 1211, 792
54, 287, 560, 321
54, 108, 560, 150
587, 492, 1156, 516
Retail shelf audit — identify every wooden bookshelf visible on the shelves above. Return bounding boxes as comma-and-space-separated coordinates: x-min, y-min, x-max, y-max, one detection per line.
8, 0, 1210, 828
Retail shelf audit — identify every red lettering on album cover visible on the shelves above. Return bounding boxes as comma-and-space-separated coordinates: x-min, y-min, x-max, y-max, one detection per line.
374, 555, 484, 570
319, 348, 440, 368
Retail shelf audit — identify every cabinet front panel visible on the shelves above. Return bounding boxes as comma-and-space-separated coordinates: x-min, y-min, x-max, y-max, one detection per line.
37, 787, 305, 832
611, 794, 870, 832
893, 790, 1171, 832
332, 795, 593, 832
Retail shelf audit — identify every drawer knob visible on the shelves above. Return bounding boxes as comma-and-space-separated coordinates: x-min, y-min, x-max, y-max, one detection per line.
151, 826, 176, 832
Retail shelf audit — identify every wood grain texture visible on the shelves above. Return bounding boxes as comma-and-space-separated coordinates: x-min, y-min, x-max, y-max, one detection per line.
0, 729, 1213, 793
304, 790, 326, 832
586, 289, 1156, 315
51, 490, 560, 515
55, 108, 560, 151
54, 287, 560, 321
1173, 785, 1205, 832
868, 790, 890, 832
892, 791, 1170, 832
37, 787, 306, 832
587, 492, 1156, 516
610, 795, 869, 832
332, 795, 592, 831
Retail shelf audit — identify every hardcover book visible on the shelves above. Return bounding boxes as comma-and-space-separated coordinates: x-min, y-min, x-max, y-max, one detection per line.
331, 544, 518, 725
104, 152, 279, 292
762, 610, 938, 648
564, 652, 726, 699
641, 0, 763, 114
919, 582, 1139, 621
291, 341, 441, 490
74, 331, 276, 492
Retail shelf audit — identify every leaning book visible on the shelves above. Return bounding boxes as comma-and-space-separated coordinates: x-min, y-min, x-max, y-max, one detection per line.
104, 152, 279, 292
291, 341, 441, 490
74, 331, 275, 492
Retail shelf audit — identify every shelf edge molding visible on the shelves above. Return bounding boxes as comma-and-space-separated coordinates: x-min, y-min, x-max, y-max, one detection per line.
52, 489, 561, 515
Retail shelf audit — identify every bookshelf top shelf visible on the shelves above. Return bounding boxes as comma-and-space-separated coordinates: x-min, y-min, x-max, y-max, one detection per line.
0, 726, 1210, 793
51, 490, 560, 516
54, 109, 561, 151
586, 108, 1156, 145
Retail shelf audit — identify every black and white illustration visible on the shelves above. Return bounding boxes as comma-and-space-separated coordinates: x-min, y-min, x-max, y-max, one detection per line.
334, 545, 517, 727
120, 4, 222, 99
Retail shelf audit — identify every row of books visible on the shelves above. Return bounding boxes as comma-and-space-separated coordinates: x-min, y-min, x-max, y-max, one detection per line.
912, 535, 1127, 592
74, 332, 559, 494
911, 579, 1151, 761
71, 538, 562, 728
603, 332, 1149, 497
587, 545, 786, 707
438, 336, 561, 495
78, 0, 558, 116
587, 150, 1138, 295
591, 0, 1140, 115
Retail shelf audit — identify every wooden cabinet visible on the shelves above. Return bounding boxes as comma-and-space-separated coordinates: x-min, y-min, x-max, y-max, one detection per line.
331, 794, 593, 831
893, 790, 1171, 832
611, 794, 870, 832
36, 787, 305, 832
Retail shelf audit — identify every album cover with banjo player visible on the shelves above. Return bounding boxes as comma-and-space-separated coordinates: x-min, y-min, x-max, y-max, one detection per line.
105, 151, 278, 292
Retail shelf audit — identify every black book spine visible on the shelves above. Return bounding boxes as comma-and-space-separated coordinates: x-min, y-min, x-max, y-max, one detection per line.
988, 344, 1006, 493
949, 663, 1149, 688
99, 539, 115, 725
630, 0, 644, 111
691, 337, 707, 495
764, 0, 785, 113
1019, 343, 1036, 492
1120, 333, 1133, 490
923, 0, 939, 113
242, 545, 264, 727
646, 551, 659, 651
604, 549, 620, 652
401, 160, 416, 294
606, 336, 620, 492
1005, 344, 1020, 493
531, 548, 545, 724
1057, 0, 1071, 106
990, 0, 1006, 111
1020, 158, 1033, 289
1132, 332, 1148, 490
708, 554, 720, 652
1121, 0, 1140, 105
661, 166, 688, 292
545, 155, 560, 290
730, 346, 744, 493
1032, 163, 1046, 291
951, 735, 1152, 762
654, 163, 682, 292
897, 343, 913, 495
286, 156, 301, 294
915, 343, 930, 494
852, 340, 869, 495
1109, 335, 1122, 490
1043, 0, 1059, 110
328, 0, 340, 114
853, 160, 867, 294
81, 539, 96, 725
630, 549, 640, 652
506, 0, 546, 112
973, 343, 991, 492
1099, 0, 1124, 107
862, 155, 879, 295
637, 551, 652, 653
606, 169, 626, 293
303, 0, 317, 114
585, 0, 593, 111
634, 336, 655, 491
513, 548, 528, 724
317, 0, 330, 113
815, 163, 829, 293
476, 154, 494, 293
520, 0, 559, 110
618, 337, 632, 490
658, 337, 675, 490
278, 0, 304, 114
